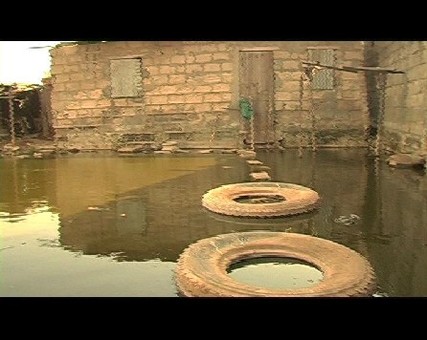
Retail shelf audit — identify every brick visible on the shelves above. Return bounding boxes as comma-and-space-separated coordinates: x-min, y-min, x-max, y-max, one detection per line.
54, 83, 66, 91
275, 51, 291, 59
176, 65, 186, 73
199, 45, 218, 53
151, 75, 169, 84
121, 108, 137, 116
62, 46, 78, 55
186, 54, 196, 63
195, 103, 213, 112
184, 104, 195, 111
162, 105, 179, 113
212, 52, 229, 61
282, 60, 301, 70
147, 96, 168, 104
186, 64, 203, 73
341, 90, 357, 99
185, 94, 204, 104
281, 100, 300, 110
69, 73, 85, 81
204, 63, 221, 72
54, 74, 70, 83
80, 100, 97, 109
153, 85, 178, 95
96, 99, 110, 108
73, 91, 89, 100
176, 85, 195, 94
113, 98, 128, 106
211, 83, 230, 92
222, 73, 232, 83
80, 81, 97, 90
277, 72, 303, 81
170, 55, 186, 64
212, 103, 227, 111
343, 51, 363, 60
51, 65, 65, 74
195, 54, 212, 63
194, 85, 212, 93
65, 83, 81, 91
204, 93, 223, 102
217, 43, 228, 51
147, 66, 160, 75
221, 63, 233, 72
89, 89, 104, 99
204, 75, 222, 83
168, 95, 185, 104
169, 75, 186, 84
222, 93, 232, 101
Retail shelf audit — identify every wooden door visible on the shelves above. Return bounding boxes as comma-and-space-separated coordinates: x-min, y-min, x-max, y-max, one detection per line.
239, 51, 275, 144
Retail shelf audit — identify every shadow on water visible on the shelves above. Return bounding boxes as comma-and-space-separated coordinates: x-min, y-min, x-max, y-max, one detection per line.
1, 149, 427, 296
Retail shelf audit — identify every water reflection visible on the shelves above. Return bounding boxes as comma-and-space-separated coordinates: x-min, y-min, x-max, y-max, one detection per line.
0, 150, 426, 296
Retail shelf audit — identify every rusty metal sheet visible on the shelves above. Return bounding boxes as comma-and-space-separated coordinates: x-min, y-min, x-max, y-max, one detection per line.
110, 58, 142, 98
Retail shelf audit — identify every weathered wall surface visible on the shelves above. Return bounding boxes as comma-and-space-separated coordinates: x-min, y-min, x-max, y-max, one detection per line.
49, 41, 368, 150
368, 41, 427, 154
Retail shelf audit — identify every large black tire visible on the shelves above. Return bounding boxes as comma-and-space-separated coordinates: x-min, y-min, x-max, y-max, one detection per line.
202, 182, 320, 218
175, 232, 376, 297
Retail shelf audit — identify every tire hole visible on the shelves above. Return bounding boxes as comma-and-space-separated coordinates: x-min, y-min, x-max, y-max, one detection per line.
233, 194, 286, 204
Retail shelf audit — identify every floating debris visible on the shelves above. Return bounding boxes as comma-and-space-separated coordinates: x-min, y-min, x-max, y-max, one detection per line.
373, 291, 389, 297
87, 206, 109, 211
334, 214, 361, 226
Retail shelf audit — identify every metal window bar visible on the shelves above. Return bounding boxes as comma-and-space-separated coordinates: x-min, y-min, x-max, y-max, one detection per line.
308, 49, 334, 90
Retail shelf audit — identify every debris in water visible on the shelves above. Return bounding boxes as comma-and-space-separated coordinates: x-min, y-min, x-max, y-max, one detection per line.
373, 291, 389, 297
334, 214, 361, 225
87, 206, 109, 211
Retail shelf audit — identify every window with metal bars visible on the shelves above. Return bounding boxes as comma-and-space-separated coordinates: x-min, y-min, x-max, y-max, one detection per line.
110, 58, 142, 98
307, 49, 335, 90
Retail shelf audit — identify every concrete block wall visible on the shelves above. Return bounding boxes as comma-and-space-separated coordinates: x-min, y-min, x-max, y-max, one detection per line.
368, 41, 427, 154
49, 41, 368, 150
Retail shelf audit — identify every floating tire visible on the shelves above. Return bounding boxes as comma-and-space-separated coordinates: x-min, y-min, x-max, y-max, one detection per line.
175, 232, 376, 297
202, 182, 320, 218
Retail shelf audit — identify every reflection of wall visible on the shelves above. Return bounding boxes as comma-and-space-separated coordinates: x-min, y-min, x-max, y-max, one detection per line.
367, 164, 427, 296
53, 155, 216, 218
57, 155, 318, 262
57, 150, 370, 263
0, 158, 57, 214
261, 149, 369, 218
59, 195, 148, 255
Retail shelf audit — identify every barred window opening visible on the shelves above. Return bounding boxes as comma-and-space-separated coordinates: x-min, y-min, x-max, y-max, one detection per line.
307, 49, 335, 90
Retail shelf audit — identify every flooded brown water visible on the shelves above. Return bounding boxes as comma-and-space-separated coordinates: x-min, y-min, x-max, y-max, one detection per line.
1, 149, 426, 296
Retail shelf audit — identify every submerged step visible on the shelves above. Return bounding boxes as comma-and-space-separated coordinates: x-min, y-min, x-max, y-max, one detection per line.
249, 172, 271, 181
246, 160, 263, 165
